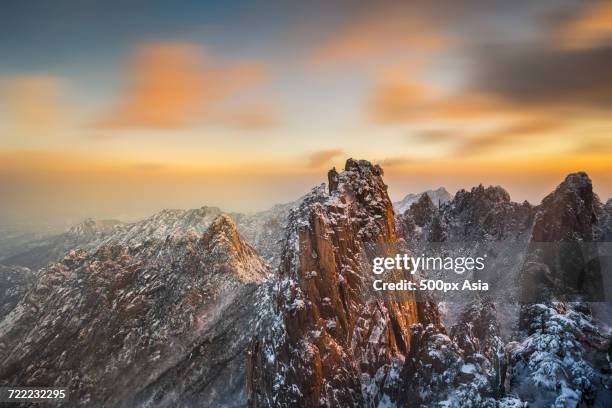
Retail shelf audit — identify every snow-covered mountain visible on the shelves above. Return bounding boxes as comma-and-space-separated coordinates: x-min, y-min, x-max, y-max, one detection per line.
0, 215, 270, 407
0, 264, 32, 321
230, 201, 298, 267
248, 159, 422, 406
0, 160, 609, 407
1, 203, 295, 271
510, 172, 610, 406
0, 218, 125, 270
395, 183, 535, 333
394, 187, 452, 215
396, 184, 534, 244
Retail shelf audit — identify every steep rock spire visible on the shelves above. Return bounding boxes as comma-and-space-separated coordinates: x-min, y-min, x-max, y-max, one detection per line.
247, 159, 420, 407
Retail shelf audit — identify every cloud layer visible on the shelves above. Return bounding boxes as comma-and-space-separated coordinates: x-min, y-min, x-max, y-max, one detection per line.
96, 43, 272, 129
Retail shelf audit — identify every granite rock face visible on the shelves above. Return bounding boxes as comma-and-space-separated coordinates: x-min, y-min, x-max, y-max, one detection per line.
247, 159, 421, 407
395, 183, 536, 317
532, 172, 600, 243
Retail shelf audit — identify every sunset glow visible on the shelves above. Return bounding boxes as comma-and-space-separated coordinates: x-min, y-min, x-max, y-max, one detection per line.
1, 1, 611, 225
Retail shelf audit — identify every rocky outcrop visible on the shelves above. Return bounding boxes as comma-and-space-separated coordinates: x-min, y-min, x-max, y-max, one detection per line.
511, 172, 610, 406
0, 214, 268, 407
407, 193, 436, 227
440, 185, 533, 242
396, 183, 535, 311
520, 172, 604, 302
392, 298, 506, 407
532, 173, 599, 243
395, 183, 534, 254
247, 159, 420, 407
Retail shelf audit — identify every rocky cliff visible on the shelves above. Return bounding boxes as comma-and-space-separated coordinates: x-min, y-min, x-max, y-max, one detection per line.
520, 172, 604, 302
511, 172, 610, 407
247, 159, 421, 407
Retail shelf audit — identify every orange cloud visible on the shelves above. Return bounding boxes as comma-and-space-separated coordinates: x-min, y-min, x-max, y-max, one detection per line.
312, 11, 451, 65
368, 77, 434, 123
96, 43, 269, 129
455, 117, 566, 155
556, 2, 612, 49
368, 72, 508, 125
366, 71, 591, 158
1, 75, 65, 137
307, 149, 343, 168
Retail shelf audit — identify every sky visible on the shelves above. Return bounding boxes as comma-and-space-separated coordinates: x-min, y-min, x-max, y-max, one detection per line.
1, 0, 612, 226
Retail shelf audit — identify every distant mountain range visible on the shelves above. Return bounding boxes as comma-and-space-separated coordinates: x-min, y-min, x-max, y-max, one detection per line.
0, 159, 610, 407
393, 187, 453, 215
0, 186, 457, 272
0, 202, 298, 271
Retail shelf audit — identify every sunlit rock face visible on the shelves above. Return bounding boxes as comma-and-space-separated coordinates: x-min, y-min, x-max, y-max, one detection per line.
247, 159, 421, 407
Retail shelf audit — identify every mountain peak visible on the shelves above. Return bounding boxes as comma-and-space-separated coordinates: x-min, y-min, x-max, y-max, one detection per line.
550, 171, 594, 200
521, 171, 603, 302
204, 213, 247, 250
201, 214, 268, 283
248, 158, 420, 406
207, 213, 238, 235
394, 187, 452, 215
456, 184, 511, 204
344, 157, 384, 176
67, 218, 122, 237
534, 171, 599, 242
562, 171, 591, 189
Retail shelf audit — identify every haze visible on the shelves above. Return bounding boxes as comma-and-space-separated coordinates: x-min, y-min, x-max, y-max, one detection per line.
1, 1, 611, 226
